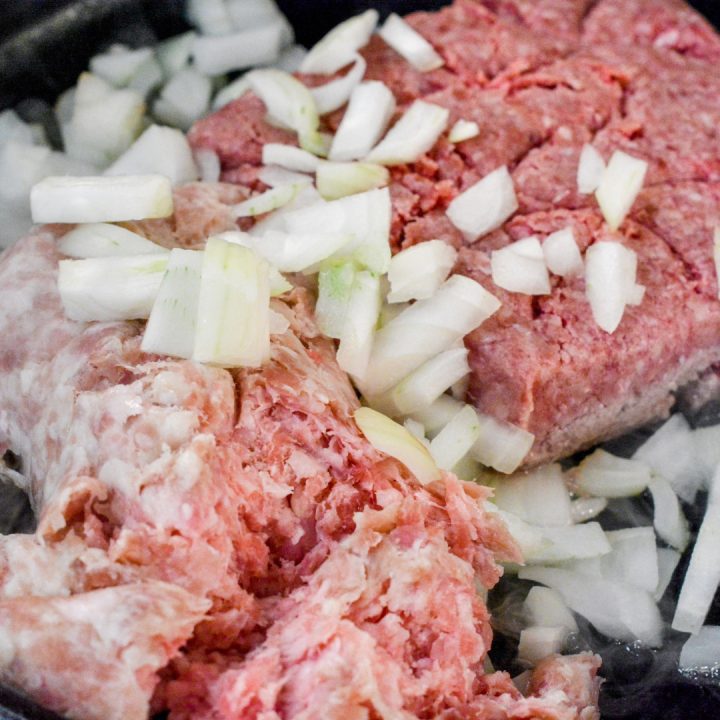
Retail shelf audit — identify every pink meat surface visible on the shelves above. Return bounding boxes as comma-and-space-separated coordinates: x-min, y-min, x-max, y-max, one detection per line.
0, 182, 600, 718
190, 0, 720, 464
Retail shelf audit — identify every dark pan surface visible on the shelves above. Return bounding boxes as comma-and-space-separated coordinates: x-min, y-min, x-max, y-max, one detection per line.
1, 1, 720, 719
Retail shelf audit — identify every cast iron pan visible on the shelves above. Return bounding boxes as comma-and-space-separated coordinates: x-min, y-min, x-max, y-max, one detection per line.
1, 1, 720, 719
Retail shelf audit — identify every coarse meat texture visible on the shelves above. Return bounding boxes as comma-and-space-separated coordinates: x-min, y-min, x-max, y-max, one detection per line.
189, 0, 720, 466
0, 180, 601, 718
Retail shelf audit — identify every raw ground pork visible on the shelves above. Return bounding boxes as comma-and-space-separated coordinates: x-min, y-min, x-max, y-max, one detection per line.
0, 180, 600, 717
191, 0, 720, 465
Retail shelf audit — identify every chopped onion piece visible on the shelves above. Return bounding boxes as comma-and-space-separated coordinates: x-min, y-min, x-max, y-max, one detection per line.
403, 418, 427, 446
680, 626, 720, 671
410, 394, 464, 436
542, 227, 583, 279
518, 627, 567, 666
692, 423, 720, 486
0, 141, 53, 207
577, 144, 605, 195
366, 100, 449, 166
262, 144, 320, 173
329, 81, 396, 162
274, 44, 307, 73
584, 241, 638, 333
673, 468, 720, 634
595, 150, 648, 231
31, 174, 173, 224
185, 0, 234, 35
246, 69, 323, 155
315, 262, 356, 339
378, 13, 444, 72
58, 254, 168, 322
527, 523, 611, 565
128, 55, 164, 98
634, 414, 705, 503
429, 405, 481, 471
316, 161, 389, 200
258, 166, 312, 188
626, 282, 646, 306
192, 22, 284, 76
355, 406, 441, 486
90, 46, 154, 87
648, 476, 689, 551
488, 505, 547, 561
387, 240, 457, 303
226, 0, 287, 32
491, 464, 572, 527
212, 75, 250, 110
452, 454, 481, 482
519, 566, 663, 647
105, 125, 198, 184
570, 497, 608, 523
311, 54, 367, 115
390, 347, 469, 415
337, 271, 381, 379
251, 230, 351, 273
233, 184, 302, 218
448, 119, 480, 143
0, 109, 36, 147
194, 149, 221, 183
142, 249, 203, 359
360, 274, 501, 395
300, 9, 378, 75
269, 309, 290, 335
575, 449, 651, 498
524, 587, 578, 633
193, 237, 270, 368
446, 166, 518, 241
153, 68, 211, 131
654, 547, 681, 602
157, 32, 195, 77
599, 527, 659, 594
58, 223, 167, 258
283, 187, 391, 273
491, 236, 551, 295
470, 413, 534, 474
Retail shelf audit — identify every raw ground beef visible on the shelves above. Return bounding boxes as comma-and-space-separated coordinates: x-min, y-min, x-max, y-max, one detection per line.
0, 183, 601, 717
190, 0, 720, 465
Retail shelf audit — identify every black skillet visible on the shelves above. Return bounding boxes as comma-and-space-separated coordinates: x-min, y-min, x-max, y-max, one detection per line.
1, 1, 720, 718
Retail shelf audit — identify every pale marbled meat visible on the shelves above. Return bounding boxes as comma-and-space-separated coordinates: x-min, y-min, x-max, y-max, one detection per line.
189, 0, 720, 465
0, 183, 600, 717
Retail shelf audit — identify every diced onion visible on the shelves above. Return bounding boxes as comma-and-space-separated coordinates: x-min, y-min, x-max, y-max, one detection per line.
156, 32, 195, 77
90, 46, 154, 87
105, 125, 198, 185
300, 9, 378, 75
360, 274, 501, 395
193, 237, 270, 368
310, 54, 367, 115
409, 394, 464, 436
336, 271, 381, 379
470, 413, 534, 474
519, 566, 663, 647
491, 464, 572, 527
283, 187, 391, 273
518, 627, 567, 666
446, 165, 518, 241
153, 68, 211, 131
194, 149, 221, 183
491, 236, 551, 295
648, 476, 689, 551
355, 406, 441, 486
634, 414, 705, 503
378, 13, 444, 72
233, 184, 303, 218
246, 69, 324, 155
31, 174, 173, 224
680, 626, 720, 671
570, 497, 608, 523
141, 248, 203, 359
448, 119, 480, 144
258, 166, 313, 188
429, 404, 481, 471
389, 347, 469, 415
128, 55, 164, 98
692, 423, 720, 487
595, 150, 648, 231
58, 254, 168, 322
185, 0, 234, 35
226, 0, 287, 33
251, 229, 351, 273
316, 161, 389, 200
329, 81, 396, 162
315, 262, 356, 339
58, 223, 167, 258
673, 467, 720, 634
387, 240, 457, 303
654, 547, 681, 602
526, 523, 611, 565
575, 449, 651, 498
542, 227, 583, 279
212, 75, 250, 111
262, 143, 321, 173
524, 586, 578, 633
192, 23, 284, 76
366, 100, 449, 166
600, 527, 659, 594
577, 144, 605, 195
584, 241, 638, 333
487, 505, 547, 561
275, 44, 308, 73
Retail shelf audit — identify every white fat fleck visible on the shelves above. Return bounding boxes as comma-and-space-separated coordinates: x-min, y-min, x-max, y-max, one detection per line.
105, 390, 144, 426
98, 458, 136, 493
0, 633, 15, 667
181, 502, 193, 521
19, 365, 38, 395
150, 370, 193, 406
556, 126, 572, 141
160, 410, 199, 447
287, 449, 323, 480
173, 446, 205, 492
